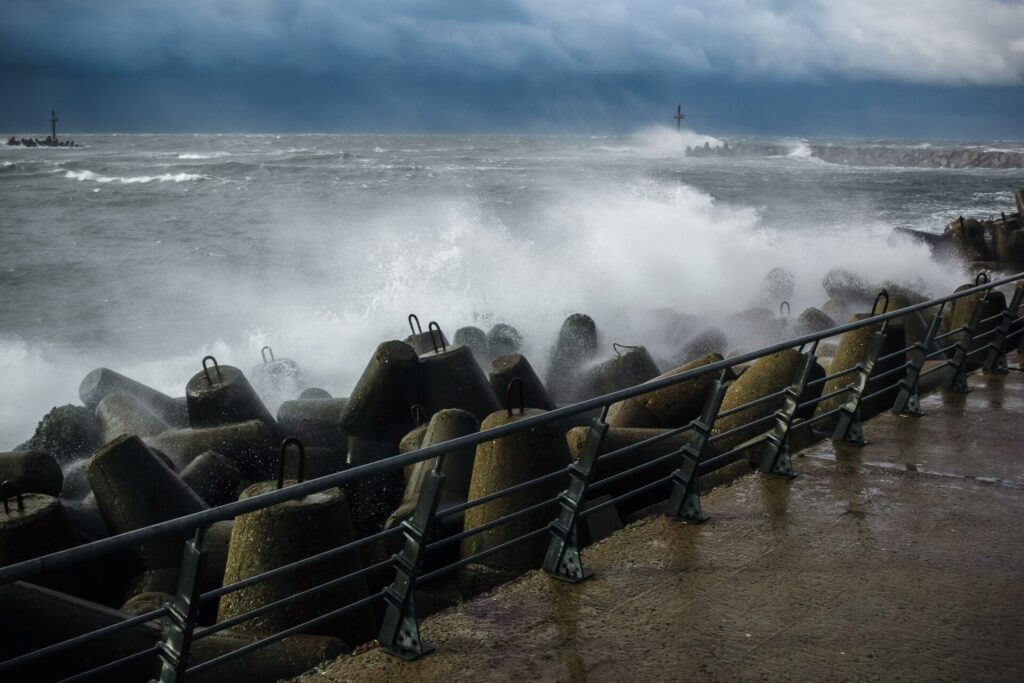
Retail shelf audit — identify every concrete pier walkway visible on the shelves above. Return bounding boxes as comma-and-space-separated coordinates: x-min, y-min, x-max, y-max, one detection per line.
299, 365, 1024, 682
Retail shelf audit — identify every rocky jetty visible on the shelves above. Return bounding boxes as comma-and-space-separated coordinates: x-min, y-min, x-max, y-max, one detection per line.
687, 141, 1024, 169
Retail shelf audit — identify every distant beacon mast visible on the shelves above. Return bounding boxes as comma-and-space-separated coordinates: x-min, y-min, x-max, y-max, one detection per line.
50, 110, 59, 143
673, 104, 685, 131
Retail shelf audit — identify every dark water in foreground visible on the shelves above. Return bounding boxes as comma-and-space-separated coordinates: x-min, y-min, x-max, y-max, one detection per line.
1, 128, 1022, 448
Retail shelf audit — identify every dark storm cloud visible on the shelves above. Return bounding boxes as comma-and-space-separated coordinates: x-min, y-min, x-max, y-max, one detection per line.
4, 0, 1022, 83
1, 1, 1023, 134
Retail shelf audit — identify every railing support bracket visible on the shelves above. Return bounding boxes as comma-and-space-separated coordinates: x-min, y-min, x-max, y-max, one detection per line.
543, 416, 607, 583
378, 464, 445, 660
666, 371, 728, 523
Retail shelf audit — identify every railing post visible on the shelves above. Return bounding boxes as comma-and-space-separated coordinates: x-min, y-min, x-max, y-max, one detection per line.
758, 343, 818, 479
543, 410, 608, 583
892, 303, 945, 416
156, 525, 209, 683
832, 324, 888, 445
983, 285, 1023, 374
378, 460, 445, 660
944, 292, 990, 394
666, 370, 728, 523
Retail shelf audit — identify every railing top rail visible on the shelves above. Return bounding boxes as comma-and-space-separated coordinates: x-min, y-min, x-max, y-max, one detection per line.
1, 270, 1021, 586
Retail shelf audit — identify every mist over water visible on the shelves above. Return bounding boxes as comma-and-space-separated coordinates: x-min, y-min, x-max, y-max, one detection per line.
2, 129, 1022, 448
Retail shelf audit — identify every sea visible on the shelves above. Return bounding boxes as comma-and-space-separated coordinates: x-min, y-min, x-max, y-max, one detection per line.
2, 128, 1023, 449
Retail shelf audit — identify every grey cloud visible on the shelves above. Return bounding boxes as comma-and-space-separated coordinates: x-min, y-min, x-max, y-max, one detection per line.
2, 0, 1022, 85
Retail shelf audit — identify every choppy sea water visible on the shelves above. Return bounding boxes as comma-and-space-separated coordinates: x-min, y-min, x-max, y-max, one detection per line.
2, 128, 1023, 448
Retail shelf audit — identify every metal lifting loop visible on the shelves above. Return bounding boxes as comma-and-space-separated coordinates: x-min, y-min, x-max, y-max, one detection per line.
871, 290, 890, 317
612, 343, 638, 357
277, 438, 306, 489
261, 346, 275, 364
410, 403, 428, 426
975, 271, 990, 285
507, 376, 525, 417
1, 480, 24, 514
780, 301, 791, 317
408, 314, 422, 336
428, 321, 446, 354
201, 355, 222, 384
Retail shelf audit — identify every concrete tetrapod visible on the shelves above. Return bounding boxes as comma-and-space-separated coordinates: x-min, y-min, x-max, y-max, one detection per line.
250, 347, 305, 405
945, 283, 1008, 370
418, 343, 503, 422
545, 313, 599, 404
710, 349, 824, 458
276, 397, 349, 453
488, 353, 556, 411
86, 435, 207, 569
583, 345, 661, 398
453, 326, 490, 366
0, 450, 63, 496
78, 367, 186, 427
676, 327, 728, 365
385, 409, 479, 562
0, 492, 78, 568
461, 407, 570, 580
606, 352, 730, 429
217, 481, 375, 647
566, 425, 755, 524
0, 581, 347, 683
94, 390, 169, 443
566, 426, 688, 519
814, 313, 907, 423
185, 358, 277, 432
487, 323, 523, 359
339, 341, 419, 444
345, 437, 404, 535
145, 419, 275, 479
180, 450, 243, 507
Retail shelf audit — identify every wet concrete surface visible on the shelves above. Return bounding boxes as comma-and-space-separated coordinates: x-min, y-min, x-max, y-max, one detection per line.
297, 362, 1024, 682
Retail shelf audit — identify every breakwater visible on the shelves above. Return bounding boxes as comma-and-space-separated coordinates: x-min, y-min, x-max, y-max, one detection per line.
688, 141, 1024, 169
2, 259, 1023, 680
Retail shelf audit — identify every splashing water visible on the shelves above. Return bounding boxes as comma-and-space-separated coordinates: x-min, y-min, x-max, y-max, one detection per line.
0, 131, 1008, 448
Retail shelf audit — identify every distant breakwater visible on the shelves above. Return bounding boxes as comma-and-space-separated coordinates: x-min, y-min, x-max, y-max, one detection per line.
688, 142, 1024, 169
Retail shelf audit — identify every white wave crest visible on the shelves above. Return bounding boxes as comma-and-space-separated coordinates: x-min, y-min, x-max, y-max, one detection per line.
176, 152, 230, 160
64, 170, 209, 183
787, 141, 813, 159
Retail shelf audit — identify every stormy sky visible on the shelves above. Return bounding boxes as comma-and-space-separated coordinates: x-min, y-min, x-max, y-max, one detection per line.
2, 0, 1023, 137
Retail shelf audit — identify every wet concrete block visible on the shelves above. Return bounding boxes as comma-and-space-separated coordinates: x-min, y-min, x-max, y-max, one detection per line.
0, 450, 63, 496
87, 435, 207, 569
79, 367, 186, 427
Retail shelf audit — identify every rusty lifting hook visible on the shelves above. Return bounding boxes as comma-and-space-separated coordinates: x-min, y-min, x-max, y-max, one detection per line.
277, 438, 306, 489
202, 355, 222, 384
2, 480, 24, 514
780, 301, 791, 317
506, 376, 525, 417
871, 290, 890, 317
428, 321, 447, 354
408, 314, 423, 336
612, 343, 639, 357
975, 271, 990, 286
261, 346, 275, 364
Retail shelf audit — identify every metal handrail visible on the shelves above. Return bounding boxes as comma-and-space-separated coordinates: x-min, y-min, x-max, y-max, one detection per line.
3, 271, 1024, 682
2, 271, 1022, 587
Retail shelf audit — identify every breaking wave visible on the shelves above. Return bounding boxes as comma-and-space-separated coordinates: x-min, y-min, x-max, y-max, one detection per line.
63, 170, 210, 183
176, 152, 230, 160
